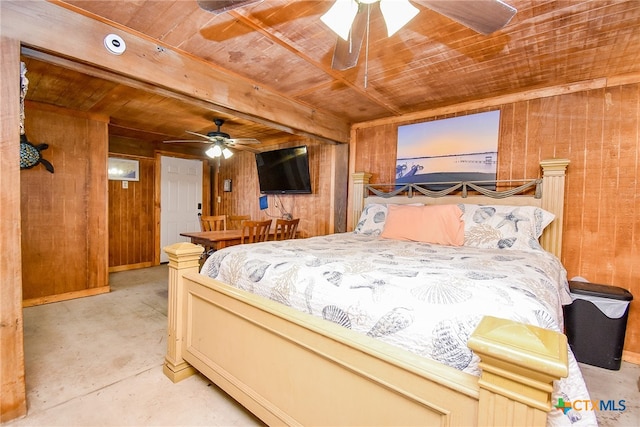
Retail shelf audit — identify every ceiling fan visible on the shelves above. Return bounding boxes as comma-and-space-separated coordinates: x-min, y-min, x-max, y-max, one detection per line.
197, 0, 517, 71
322, 0, 517, 70
164, 118, 260, 159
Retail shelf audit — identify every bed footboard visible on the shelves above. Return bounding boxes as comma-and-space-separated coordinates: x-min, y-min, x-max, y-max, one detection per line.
164, 243, 568, 426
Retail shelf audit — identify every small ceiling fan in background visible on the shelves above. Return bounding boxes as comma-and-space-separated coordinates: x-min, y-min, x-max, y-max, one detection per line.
164, 118, 260, 159
197, 0, 517, 71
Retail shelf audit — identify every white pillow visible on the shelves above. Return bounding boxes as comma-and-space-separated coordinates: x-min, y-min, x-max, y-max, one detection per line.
459, 204, 555, 251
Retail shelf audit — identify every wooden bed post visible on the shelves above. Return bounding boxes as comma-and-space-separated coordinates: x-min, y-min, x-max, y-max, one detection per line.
539, 158, 570, 259
469, 316, 569, 426
350, 172, 372, 231
163, 242, 203, 382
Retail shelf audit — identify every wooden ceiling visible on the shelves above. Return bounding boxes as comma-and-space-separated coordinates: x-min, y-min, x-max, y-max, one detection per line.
22, 0, 640, 150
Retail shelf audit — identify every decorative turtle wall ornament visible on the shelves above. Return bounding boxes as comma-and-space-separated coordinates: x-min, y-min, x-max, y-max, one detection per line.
20, 133, 54, 173
19, 62, 53, 173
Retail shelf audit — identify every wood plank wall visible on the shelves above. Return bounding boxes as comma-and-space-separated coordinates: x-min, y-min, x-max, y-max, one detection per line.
21, 102, 109, 306
107, 156, 155, 271
352, 83, 640, 359
216, 140, 347, 237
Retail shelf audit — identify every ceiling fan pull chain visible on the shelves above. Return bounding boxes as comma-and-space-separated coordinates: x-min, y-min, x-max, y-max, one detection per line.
364, 3, 371, 88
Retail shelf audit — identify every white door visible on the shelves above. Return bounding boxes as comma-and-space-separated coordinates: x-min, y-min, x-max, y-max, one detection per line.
160, 156, 203, 263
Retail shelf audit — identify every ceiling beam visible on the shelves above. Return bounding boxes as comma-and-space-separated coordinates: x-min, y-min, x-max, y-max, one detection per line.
20, 47, 318, 144
2, 0, 350, 144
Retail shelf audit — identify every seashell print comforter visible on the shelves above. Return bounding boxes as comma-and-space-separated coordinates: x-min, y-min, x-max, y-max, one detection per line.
201, 233, 597, 426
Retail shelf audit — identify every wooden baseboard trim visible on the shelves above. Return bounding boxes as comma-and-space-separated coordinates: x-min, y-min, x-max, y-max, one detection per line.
23, 286, 110, 307
622, 350, 640, 365
109, 262, 154, 273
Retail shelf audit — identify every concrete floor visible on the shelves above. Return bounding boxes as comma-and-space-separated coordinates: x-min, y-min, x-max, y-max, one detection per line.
5, 264, 639, 426
6, 265, 262, 427
579, 361, 640, 426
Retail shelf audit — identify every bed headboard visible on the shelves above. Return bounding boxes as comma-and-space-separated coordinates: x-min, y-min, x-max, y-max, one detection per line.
350, 159, 570, 259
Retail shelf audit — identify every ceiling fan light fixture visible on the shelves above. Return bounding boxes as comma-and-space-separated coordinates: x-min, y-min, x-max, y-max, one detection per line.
206, 144, 223, 158
380, 0, 419, 37
320, 0, 359, 41
222, 147, 234, 159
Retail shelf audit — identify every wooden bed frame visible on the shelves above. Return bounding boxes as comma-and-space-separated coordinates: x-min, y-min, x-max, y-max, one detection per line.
163, 159, 570, 426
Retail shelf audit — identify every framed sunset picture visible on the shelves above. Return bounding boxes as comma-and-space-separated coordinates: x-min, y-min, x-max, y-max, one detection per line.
396, 110, 500, 188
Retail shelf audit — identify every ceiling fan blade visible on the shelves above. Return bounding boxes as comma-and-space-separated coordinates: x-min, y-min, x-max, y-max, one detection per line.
418, 0, 516, 35
226, 138, 261, 145
197, 0, 262, 15
185, 130, 215, 140
163, 139, 212, 143
331, 8, 368, 70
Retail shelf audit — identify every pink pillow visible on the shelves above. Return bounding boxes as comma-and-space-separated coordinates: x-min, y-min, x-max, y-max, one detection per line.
381, 204, 464, 246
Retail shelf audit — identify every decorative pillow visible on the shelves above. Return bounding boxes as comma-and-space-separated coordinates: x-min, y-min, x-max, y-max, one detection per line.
381, 204, 464, 246
459, 204, 555, 251
354, 203, 389, 235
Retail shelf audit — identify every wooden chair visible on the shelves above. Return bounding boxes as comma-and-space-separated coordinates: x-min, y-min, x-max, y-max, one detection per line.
274, 218, 299, 241
227, 215, 251, 230
200, 215, 226, 231
241, 219, 272, 244
198, 215, 227, 259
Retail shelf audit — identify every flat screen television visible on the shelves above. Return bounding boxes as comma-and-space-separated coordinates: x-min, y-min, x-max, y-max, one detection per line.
255, 145, 312, 194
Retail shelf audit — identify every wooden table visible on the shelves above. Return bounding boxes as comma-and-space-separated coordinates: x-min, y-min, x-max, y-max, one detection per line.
180, 229, 296, 251
180, 229, 247, 251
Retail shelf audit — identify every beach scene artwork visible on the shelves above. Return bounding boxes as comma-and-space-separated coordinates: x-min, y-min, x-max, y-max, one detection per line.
396, 110, 500, 188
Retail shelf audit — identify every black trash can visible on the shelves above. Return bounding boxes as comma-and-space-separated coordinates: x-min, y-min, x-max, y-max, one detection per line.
563, 281, 633, 370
